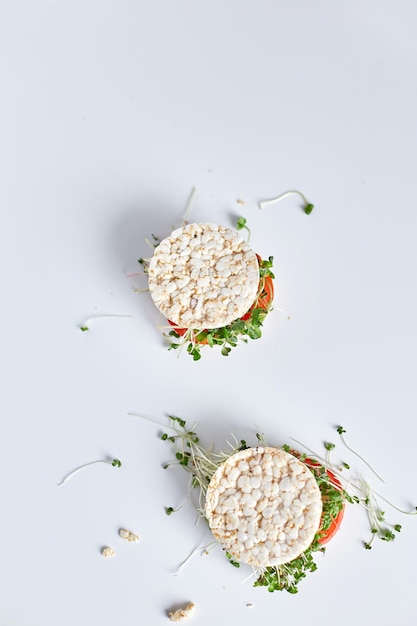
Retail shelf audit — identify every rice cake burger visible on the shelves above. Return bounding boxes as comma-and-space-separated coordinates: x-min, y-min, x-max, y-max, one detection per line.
159, 416, 412, 594
147, 222, 275, 359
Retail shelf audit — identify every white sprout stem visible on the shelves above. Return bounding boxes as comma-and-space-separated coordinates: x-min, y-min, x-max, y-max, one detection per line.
126, 263, 149, 278
325, 448, 333, 468
174, 540, 218, 575
58, 459, 119, 486
241, 568, 259, 585
270, 304, 291, 320
289, 437, 330, 468
127, 412, 178, 430
158, 323, 185, 330
338, 432, 385, 484
144, 237, 156, 250
288, 438, 409, 527
288, 438, 377, 501
80, 314, 133, 328
182, 186, 197, 226
259, 189, 310, 211
170, 476, 195, 512
371, 490, 417, 516
225, 433, 242, 451
175, 329, 195, 359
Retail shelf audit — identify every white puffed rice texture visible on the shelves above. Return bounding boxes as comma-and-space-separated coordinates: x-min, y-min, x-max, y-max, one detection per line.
148, 223, 259, 328
205, 446, 322, 567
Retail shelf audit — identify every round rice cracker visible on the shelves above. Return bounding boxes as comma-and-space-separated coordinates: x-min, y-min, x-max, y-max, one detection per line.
205, 447, 323, 567
148, 223, 259, 329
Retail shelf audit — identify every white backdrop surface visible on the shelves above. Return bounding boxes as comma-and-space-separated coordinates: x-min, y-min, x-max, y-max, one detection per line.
1, 2, 417, 625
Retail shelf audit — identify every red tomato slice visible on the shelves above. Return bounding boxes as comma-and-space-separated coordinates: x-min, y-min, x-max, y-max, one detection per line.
303, 458, 345, 545
167, 321, 188, 338
167, 320, 209, 344
167, 255, 274, 342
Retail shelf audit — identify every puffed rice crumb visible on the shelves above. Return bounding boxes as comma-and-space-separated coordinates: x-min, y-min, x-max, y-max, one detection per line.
168, 602, 195, 622
101, 547, 115, 558
119, 528, 139, 542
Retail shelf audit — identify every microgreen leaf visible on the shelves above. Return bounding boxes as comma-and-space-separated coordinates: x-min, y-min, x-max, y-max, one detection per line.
236, 216, 251, 241
225, 551, 241, 567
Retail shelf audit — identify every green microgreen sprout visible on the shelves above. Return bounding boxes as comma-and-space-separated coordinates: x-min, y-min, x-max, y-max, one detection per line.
236, 216, 251, 241
226, 552, 241, 568
324, 441, 335, 466
58, 458, 122, 486
256, 432, 267, 444
336, 425, 385, 483
137, 257, 150, 274
258, 189, 314, 215
144, 233, 162, 250
79, 314, 133, 331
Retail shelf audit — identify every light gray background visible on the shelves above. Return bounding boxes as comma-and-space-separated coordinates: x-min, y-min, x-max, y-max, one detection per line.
1, 1, 416, 625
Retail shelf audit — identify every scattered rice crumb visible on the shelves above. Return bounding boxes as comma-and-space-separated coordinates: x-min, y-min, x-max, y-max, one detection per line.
168, 602, 195, 622
119, 528, 139, 542
101, 547, 115, 558
236, 198, 245, 205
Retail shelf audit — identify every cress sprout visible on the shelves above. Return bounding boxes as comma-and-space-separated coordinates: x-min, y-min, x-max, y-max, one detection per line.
58, 458, 122, 486
79, 314, 133, 332
236, 216, 251, 241
258, 189, 314, 215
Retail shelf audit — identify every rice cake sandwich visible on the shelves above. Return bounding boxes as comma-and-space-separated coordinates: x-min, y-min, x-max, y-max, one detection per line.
144, 222, 274, 360
153, 417, 414, 594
